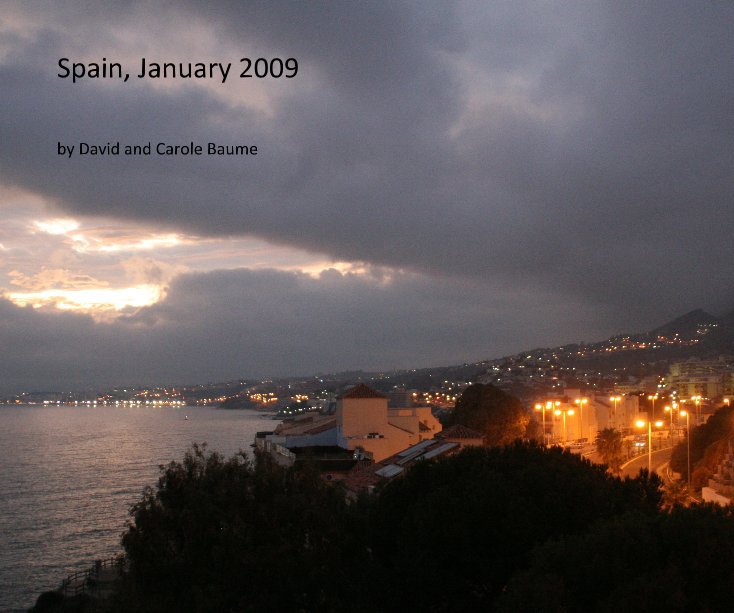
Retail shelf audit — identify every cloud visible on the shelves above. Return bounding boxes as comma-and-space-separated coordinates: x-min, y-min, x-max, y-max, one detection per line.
8, 268, 104, 290
1, 2, 733, 390
0, 266, 606, 393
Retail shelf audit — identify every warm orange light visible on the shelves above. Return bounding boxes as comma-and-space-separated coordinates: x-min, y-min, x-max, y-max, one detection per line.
636, 419, 646, 428
554, 409, 561, 416
680, 410, 688, 417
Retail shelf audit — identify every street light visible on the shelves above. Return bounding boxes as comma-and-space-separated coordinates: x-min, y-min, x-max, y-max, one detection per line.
609, 396, 621, 427
574, 398, 588, 440
647, 394, 659, 421
680, 409, 691, 484
534, 403, 549, 446
635, 418, 664, 473
554, 407, 575, 444
535, 401, 560, 446
663, 404, 675, 437
691, 395, 702, 425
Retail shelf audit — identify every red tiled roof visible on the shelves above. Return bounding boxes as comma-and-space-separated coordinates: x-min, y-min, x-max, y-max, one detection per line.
338, 384, 387, 400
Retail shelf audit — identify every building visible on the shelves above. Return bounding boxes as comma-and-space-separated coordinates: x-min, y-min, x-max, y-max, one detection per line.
257, 383, 443, 465
343, 433, 482, 496
665, 357, 734, 400
536, 390, 642, 443
336, 384, 442, 461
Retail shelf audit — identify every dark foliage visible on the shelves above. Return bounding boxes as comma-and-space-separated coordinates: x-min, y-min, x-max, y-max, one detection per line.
115, 442, 668, 611
498, 505, 734, 612
369, 443, 662, 611
447, 383, 529, 445
670, 404, 734, 482
29, 592, 91, 613
117, 444, 372, 612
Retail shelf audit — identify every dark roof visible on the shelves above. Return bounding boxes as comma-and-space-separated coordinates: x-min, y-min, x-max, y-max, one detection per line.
437, 424, 485, 440
343, 438, 460, 494
289, 445, 353, 458
338, 383, 388, 400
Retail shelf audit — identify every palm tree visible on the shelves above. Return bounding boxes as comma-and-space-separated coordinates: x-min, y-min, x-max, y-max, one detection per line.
596, 427, 623, 472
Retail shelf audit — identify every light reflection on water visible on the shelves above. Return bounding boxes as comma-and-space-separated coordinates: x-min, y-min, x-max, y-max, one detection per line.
0, 404, 276, 611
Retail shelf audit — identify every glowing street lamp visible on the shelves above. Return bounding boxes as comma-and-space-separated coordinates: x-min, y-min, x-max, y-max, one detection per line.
610, 395, 621, 413
636, 418, 664, 473
555, 407, 575, 444
680, 409, 691, 483
663, 404, 675, 436
574, 398, 588, 440
691, 395, 702, 424
534, 403, 547, 446
535, 401, 560, 446
724, 398, 730, 407
647, 394, 659, 421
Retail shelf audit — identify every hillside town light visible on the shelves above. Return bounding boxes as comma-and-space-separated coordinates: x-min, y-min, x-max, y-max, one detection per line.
636, 419, 664, 473
680, 410, 691, 484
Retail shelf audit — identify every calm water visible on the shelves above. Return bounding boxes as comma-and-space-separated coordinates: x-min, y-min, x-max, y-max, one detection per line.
0, 404, 277, 612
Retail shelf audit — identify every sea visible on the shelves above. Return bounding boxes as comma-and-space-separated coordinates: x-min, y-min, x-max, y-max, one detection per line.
0, 404, 278, 612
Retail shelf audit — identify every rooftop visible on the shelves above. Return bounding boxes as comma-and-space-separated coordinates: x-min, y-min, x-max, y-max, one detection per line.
437, 424, 485, 440
339, 383, 388, 400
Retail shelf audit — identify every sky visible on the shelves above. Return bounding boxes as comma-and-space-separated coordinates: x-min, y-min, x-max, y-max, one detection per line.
1, 2, 733, 393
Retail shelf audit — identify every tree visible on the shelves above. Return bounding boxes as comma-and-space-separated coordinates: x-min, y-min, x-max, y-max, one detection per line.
498, 505, 734, 611
670, 404, 734, 485
370, 442, 661, 611
595, 427, 623, 472
116, 444, 373, 612
447, 383, 528, 445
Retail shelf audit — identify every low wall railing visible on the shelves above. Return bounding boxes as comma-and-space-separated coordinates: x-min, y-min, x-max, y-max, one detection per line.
58, 555, 125, 597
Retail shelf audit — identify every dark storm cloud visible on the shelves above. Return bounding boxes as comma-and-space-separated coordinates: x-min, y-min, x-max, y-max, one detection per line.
1, 1, 733, 391
0, 267, 601, 393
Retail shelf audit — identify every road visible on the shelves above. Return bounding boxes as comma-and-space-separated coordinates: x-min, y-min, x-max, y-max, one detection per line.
619, 447, 674, 479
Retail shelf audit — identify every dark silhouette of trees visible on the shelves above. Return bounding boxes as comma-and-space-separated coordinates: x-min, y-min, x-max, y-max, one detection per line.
447, 383, 529, 445
117, 444, 373, 612
369, 443, 661, 611
112, 440, 734, 612
498, 505, 734, 611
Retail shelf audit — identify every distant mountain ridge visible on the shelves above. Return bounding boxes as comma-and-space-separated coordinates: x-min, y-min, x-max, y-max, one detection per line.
362, 307, 734, 392
648, 309, 719, 339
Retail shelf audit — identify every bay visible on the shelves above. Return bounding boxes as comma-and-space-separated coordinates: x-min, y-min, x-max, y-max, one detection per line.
0, 404, 277, 611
